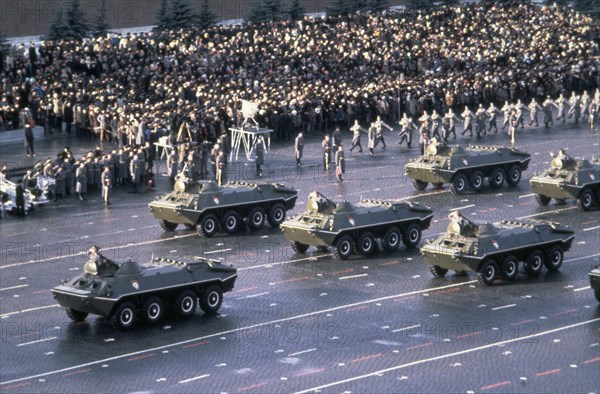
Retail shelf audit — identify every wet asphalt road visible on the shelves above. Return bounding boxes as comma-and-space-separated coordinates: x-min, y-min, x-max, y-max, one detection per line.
0, 119, 599, 393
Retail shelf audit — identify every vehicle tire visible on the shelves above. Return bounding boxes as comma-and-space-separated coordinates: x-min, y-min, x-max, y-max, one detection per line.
197, 213, 218, 238
184, 223, 196, 230
470, 171, 485, 192
222, 210, 241, 234
333, 235, 354, 260
200, 285, 223, 314
506, 165, 522, 186
159, 219, 178, 232
66, 307, 88, 322
500, 255, 519, 281
356, 232, 376, 256
381, 227, 401, 251
174, 290, 197, 318
412, 179, 428, 191
111, 301, 137, 330
247, 206, 266, 230
545, 245, 564, 271
141, 296, 164, 324
450, 173, 468, 195
429, 265, 448, 278
432, 182, 445, 190
535, 194, 551, 206
477, 260, 499, 286
267, 203, 286, 227
489, 167, 506, 189
524, 250, 544, 277
402, 223, 422, 249
577, 189, 595, 211
291, 241, 309, 254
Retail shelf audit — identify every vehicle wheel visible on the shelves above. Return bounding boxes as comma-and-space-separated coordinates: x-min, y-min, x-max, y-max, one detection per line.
291, 241, 309, 254
66, 307, 88, 322
200, 285, 223, 314
477, 260, 498, 286
402, 223, 422, 249
316, 246, 329, 252
333, 235, 354, 260
450, 173, 468, 195
429, 265, 448, 278
489, 168, 506, 189
544, 245, 564, 271
174, 290, 197, 318
356, 232, 376, 256
577, 189, 595, 211
111, 301, 137, 330
222, 210, 241, 234
247, 206, 266, 230
381, 227, 401, 251
500, 255, 519, 281
197, 213, 218, 238
506, 165, 522, 186
470, 171, 485, 192
159, 219, 178, 232
267, 203, 286, 227
184, 223, 196, 230
412, 179, 428, 191
141, 296, 164, 324
432, 182, 444, 190
535, 194, 551, 206
524, 250, 544, 277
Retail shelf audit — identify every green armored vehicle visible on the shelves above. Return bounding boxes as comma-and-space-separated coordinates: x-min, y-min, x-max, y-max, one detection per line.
530, 149, 600, 211
52, 246, 237, 329
421, 211, 575, 286
149, 178, 298, 237
281, 191, 434, 260
590, 266, 600, 302
406, 140, 531, 194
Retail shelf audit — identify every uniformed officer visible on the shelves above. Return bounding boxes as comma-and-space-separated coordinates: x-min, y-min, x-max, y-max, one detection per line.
349, 120, 366, 152
367, 123, 377, 156
332, 127, 342, 152
487, 103, 500, 133
101, 166, 112, 205
334, 145, 345, 182
442, 109, 460, 142
543, 96, 554, 128
475, 104, 487, 137
254, 136, 265, 177
75, 162, 87, 200
461, 106, 474, 136
567, 92, 581, 124
501, 101, 512, 130
527, 98, 542, 127
554, 93, 568, 123
216, 150, 225, 186
398, 113, 416, 148
295, 132, 304, 166
430, 110, 442, 140
322, 134, 332, 168
373, 115, 392, 149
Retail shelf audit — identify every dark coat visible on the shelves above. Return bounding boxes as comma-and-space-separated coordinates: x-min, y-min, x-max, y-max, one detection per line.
255, 140, 265, 165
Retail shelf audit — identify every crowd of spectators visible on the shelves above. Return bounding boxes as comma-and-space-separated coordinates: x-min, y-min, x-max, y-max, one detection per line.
0, 2, 598, 147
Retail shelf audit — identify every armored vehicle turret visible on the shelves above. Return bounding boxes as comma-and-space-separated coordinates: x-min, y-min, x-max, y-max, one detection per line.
406, 140, 531, 194
149, 178, 298, 237
589, 266, 600, 303
52, 247, 237, 329
280, 192, 434, 260
530, 150, 600, 211
421, 211, 575, 286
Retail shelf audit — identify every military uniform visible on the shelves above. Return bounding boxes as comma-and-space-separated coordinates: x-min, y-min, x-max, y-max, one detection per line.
527, 99, 542, 126
350, 121, 366, 152
254, 138, 265, 176
295, 133, 304, 165
398, 115, 416, 147
461, 107, 474, 136
334, 147, 345, 182
543, 97, 554, 127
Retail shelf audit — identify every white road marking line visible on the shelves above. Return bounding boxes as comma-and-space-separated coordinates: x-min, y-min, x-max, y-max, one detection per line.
491, 304, 517, 311
516, 206, 576, 220
288, 348, 318, 357
0, 284, 29, 292
392, 324, 421, 333
239, 255, 325, 271
204, 249, 233, 255
0, 304, 59, 318
449, 204, 475, 211
565, 253, 600, 262
293, 319, 600, 394
236, 292, 270, 300
178, 374, 210, 384
16, 337, 57, 347
339, 274, 368, 280
0, 281, 478, 387
573, 286, 591, 292
518, 193, 535, 199
583, 226, 600, 232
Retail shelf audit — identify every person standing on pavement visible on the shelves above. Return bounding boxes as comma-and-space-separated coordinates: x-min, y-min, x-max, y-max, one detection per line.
332, 126, 342, 152
101, 166, 112, 205
24, 117, 35, 157
167, 150, 178, 187
15, 180, 26, 217
527, 98, 542, 127
130, 153, 140, 192
75, 162, 87, 200
216, 150, 226, 186
54, 167, 65, 203
295, 132, 304, 166
543, 96, 554, 128
254, 136, 265, 177
335, 145, 345, 182
322, 134, 332, 170
367, 123, 377, 155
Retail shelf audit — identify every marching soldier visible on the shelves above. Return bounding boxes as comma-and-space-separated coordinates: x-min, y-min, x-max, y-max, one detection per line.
487, 103, 500, 133
461, 106, 474, 136
166, 150, 177, 187
475, 104, 487, 137
442, 109, 460, 142
101, 166, 112, 205
332, 126, 342, 152
216, 150, 226, 186
295, 132, 304, 166
527, 98, 542, 127
543, 96, 554, 128
581, 91, 591, 121
334, 145, 345, 182
367, 123, 377, 156
513, 99, 526, 129
398, 113, 416, 148
430, 110, 442, 140
254, 136, 265, 177
567, 92, 581, 124
501, 100, 512, 130
322, 134, 332, 169
373, 115, 392, 150
419, 111, 431, 138
554, 93, 568, 123
349, 120, 366, 152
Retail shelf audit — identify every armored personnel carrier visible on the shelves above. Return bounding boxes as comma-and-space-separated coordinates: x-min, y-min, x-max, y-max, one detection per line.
421, 211, 575, 286
149, 178, 298, 237
530, 149, 600, 211
52, 247, 238, 329
406, 140, 531, 194
280, 191, 434, 260
590, 266, 600, 303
